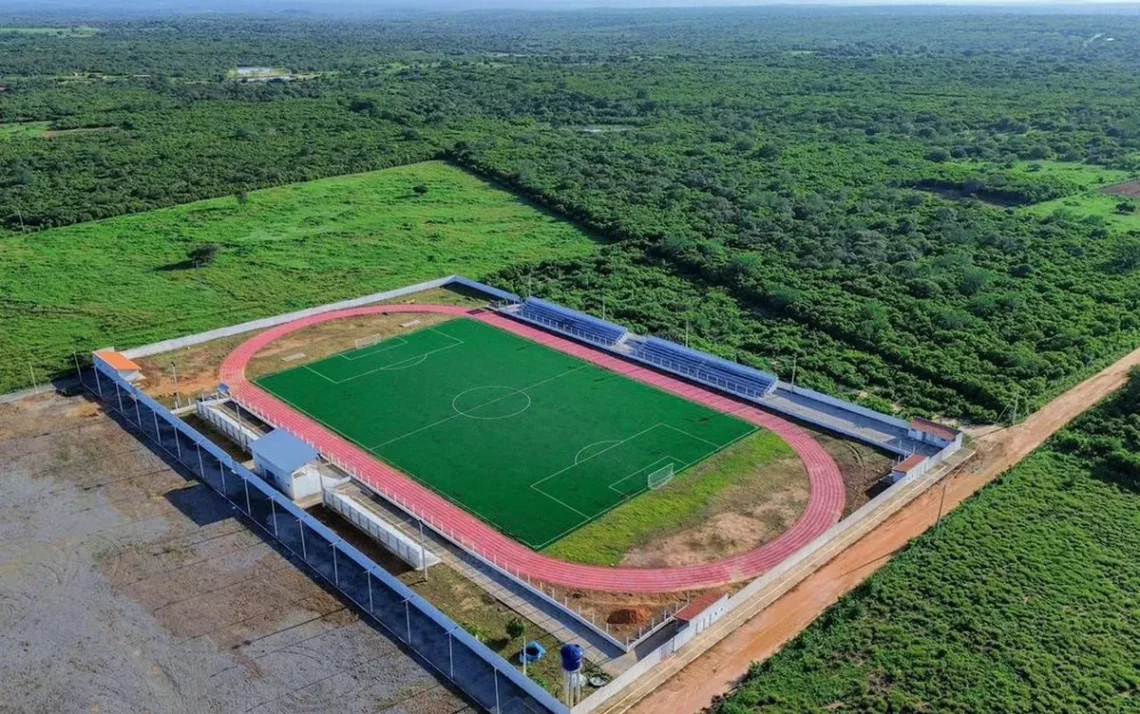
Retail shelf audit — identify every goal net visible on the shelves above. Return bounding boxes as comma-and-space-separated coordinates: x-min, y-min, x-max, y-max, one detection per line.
647, 463, 676, 491
355, 334, 383, 349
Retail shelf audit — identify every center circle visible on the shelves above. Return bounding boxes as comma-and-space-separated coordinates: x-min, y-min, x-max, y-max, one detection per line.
451, 386, 532, 420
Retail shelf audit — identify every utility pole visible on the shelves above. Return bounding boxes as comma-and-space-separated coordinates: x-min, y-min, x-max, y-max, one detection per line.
170, 361, 181, 409
935, 471, 950, 530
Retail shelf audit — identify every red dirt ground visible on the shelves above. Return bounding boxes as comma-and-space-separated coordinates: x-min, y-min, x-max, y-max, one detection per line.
219, 305, 846, 593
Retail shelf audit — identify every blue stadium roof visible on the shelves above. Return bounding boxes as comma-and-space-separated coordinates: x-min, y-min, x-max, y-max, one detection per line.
252, 429, 319, 474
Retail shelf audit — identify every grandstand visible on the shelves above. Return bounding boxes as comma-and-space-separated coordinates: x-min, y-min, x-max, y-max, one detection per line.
514, 297, 628, 346
631, 336, 778, 399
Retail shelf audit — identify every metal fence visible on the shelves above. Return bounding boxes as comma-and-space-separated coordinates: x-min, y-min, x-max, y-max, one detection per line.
86, 360, 567, 714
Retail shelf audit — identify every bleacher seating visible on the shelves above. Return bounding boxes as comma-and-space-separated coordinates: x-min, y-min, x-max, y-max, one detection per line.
515, 298, 628, 346
634, 337, 777, 398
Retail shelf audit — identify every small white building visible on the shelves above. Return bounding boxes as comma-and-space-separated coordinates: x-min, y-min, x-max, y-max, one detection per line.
907, 418, 963, 449
251, 429, 323, 501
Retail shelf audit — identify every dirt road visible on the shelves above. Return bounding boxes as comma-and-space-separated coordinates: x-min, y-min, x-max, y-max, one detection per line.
629, 345, 1140, 714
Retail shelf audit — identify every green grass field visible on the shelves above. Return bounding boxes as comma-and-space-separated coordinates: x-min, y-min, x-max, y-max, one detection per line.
0, 122, 51, 140
0, 161, 598, 393
1025, 189, 1140, 231
255, 318, 756, 549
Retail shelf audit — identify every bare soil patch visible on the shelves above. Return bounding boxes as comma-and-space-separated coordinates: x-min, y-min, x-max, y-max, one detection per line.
810, 431, 895, 516
618, 454, 809, 568
0, 393, 469, 714
1101, 179, 1140, 199
134, 285, 482, 404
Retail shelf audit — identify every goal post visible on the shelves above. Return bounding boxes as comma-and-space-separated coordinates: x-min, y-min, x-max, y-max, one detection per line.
355, 334, 383, 349
647, 463, 676, 491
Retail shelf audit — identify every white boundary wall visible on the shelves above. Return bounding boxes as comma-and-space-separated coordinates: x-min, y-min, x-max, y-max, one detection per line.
195, 399, 262, 452
325, 489, 442, 570
122, 276, 457, 359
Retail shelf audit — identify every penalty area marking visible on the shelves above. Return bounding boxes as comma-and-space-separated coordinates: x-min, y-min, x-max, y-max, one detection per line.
338, 336, 409, 361
309, 330, 465, 384
574, 440, 621, 464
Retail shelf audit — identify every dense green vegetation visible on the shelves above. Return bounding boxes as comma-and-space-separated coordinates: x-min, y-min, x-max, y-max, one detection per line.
1, 8, 1139, 422
716, 369, 1140, 714
0, 161, 598, 391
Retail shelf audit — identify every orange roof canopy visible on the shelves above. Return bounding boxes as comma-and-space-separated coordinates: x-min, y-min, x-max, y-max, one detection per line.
94, 350, 142, 372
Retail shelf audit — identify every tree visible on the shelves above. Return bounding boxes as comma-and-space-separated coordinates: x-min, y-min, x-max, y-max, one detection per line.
1116, 201, 1136, 215
506, 617, 526, 640
413, 184, 429, 195
187, 244, 220, 267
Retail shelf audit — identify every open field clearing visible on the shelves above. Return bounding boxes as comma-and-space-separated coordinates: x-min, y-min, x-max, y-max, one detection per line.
0, 161, 599, 394
1025, 190, 1140, 231
0, 25, 98, 36
0, 393, 472, 714
0, 121, 51, 140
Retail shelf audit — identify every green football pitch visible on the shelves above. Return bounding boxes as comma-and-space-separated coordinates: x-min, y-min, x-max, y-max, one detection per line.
254, 318, 756, 549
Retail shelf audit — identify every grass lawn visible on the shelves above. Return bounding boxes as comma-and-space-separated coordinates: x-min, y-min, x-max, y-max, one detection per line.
947, 159, 1134, 189
0, 122, 50, 140
0, 161, 599, 393
255, 318, 756, 548
1025, 190, 1140, 231
544, 430, 796, 566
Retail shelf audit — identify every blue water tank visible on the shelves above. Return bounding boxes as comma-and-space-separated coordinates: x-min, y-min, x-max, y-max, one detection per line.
560, 643, 583, 672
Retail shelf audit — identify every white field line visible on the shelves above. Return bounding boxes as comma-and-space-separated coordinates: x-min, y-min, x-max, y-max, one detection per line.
338, 336, 409, 361
309, 330, 465, 385
368, 364, 589, 450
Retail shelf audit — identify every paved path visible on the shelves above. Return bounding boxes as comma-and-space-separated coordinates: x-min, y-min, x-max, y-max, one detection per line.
220, 305, 845, 593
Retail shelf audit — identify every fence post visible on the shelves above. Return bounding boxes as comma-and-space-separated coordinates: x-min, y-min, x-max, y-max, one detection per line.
333, 544, 339, 587
196, 443, 205, 478
270, 497, 278, 536
94, 361, 104, 397
220, 457, 228, 493
173, 427, 182, 461
134, 395, 142, 427
243, 476, 252, 513
152, 410, 161, 441
494, 668, 501, 713
404, 599, 412, 643
367, 570, 373, 614
448, 630, 454, 680
300, 520, 307, 561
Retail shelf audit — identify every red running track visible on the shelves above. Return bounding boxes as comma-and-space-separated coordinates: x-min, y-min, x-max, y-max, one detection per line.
220, 305, 845, 592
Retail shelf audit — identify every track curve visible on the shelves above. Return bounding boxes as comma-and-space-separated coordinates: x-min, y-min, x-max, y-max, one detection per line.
220, 305, 845, 592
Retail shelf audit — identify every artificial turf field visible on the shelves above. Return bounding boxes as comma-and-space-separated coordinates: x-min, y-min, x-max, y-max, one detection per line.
255, 317, 756, 549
